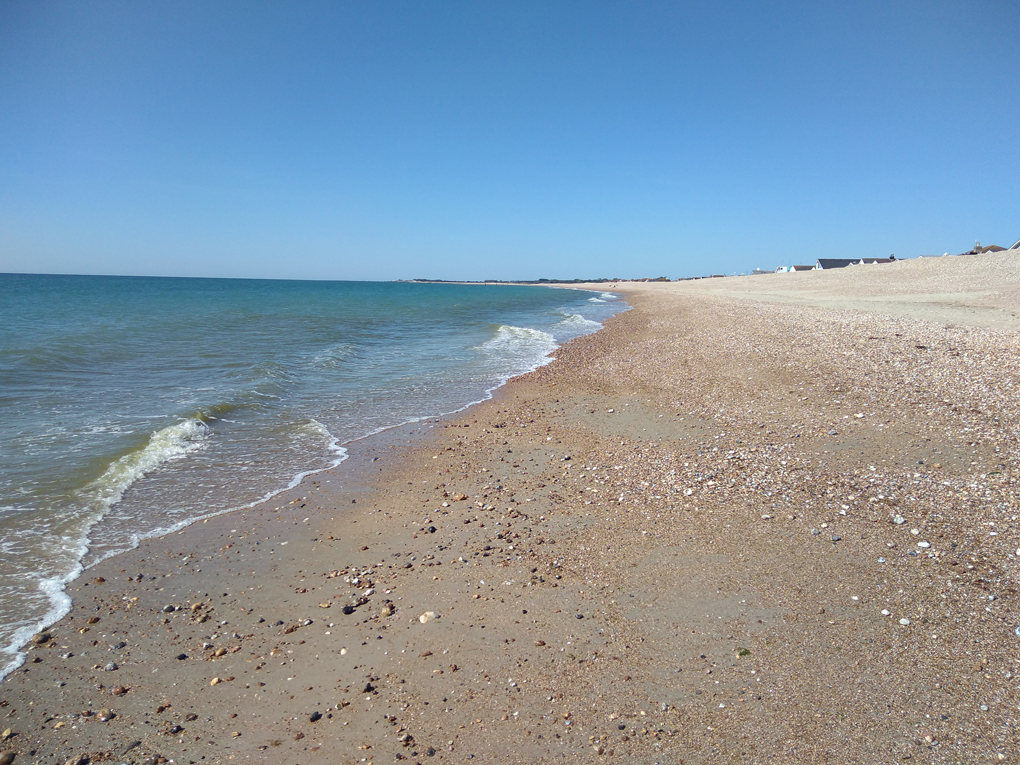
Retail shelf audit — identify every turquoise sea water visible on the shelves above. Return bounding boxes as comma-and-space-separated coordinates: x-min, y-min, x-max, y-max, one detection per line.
0, 274, 624, 679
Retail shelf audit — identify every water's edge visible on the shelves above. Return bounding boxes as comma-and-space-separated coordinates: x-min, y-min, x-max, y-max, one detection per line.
0, 288, 630, 681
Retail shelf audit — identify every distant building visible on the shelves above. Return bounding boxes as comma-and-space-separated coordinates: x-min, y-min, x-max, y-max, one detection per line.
814, 257, 895, 270
959, 241, 1008, 255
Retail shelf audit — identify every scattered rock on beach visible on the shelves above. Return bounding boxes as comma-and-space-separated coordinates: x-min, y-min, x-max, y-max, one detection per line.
0, 750, 13, 765
419, 611, 439, 623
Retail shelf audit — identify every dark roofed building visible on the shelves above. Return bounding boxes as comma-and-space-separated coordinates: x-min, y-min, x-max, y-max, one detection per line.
959, 242, 1008, 255
815, 257, 895, 270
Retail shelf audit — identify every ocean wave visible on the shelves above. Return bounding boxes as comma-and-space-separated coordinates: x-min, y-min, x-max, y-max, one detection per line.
312, 344, 356, 369
554, 312, 603, 333
478, 325, 558, 373
78, 419, 210, 515
588, 297, 606, 302
0, 418, 209, 679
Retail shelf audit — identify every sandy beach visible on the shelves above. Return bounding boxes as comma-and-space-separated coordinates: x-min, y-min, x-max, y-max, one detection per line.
3, 252, 1020, 764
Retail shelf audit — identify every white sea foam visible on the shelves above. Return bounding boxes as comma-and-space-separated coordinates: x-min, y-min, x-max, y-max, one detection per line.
0, 419, 210, 682
555, 312, 603, 334
82, 419, 209, 513
588, 297, 606, 302
478, 325, 558, 374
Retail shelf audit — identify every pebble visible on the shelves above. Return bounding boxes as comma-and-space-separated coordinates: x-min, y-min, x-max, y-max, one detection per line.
0, 752, 12, 765
917, 541, 931, 549
104, 662, 118, 671
899, 618, 911, 626
31, 632, 50, 645
419, 611, 439, 623
810, 528, 820, 535
893, 516, 905, 525
161, 604, 176, 613
309, 711, 322, 722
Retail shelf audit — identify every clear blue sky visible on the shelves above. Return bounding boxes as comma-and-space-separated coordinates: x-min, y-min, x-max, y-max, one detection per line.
1, 1, 1018, 280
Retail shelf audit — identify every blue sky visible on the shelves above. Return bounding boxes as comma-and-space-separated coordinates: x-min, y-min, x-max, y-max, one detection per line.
1, 1, 1018, 280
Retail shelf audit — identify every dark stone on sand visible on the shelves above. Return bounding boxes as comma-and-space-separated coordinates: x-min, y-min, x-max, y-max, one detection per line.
112, 641, 127, 650
31, 632, 50, 645
428, 526, 437, 533
341, 605, 356, 615
426, 746, 436, 756
363, 682, 376, 693
175, 653, 188, 660
309, 711, 322, 722
0, 751, 14, 765
122, 741, 142, 754
161, 605, 176, 613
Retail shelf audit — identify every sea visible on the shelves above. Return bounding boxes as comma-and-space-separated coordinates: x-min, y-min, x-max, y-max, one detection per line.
0, 274, 625, 680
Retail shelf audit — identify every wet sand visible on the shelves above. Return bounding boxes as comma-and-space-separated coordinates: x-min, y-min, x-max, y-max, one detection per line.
3, 252, 1020, 764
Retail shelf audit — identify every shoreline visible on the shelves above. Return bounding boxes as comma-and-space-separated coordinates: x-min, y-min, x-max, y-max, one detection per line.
0, 284, 623, 685
3, 256, 1020, 763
